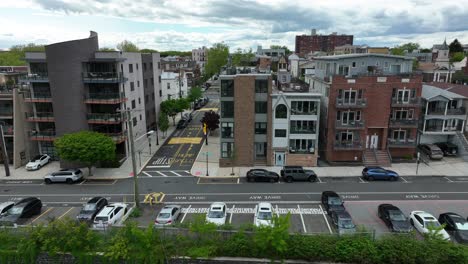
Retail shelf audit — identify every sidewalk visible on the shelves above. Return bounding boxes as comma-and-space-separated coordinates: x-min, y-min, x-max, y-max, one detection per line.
0, 110, 191, 180
192, 134, 468, 178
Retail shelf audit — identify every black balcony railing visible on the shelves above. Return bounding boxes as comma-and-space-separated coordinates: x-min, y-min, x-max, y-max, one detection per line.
87, 113, 123, 123
335, 120, 365, 129
387, 138, 416, 147
82, 72, 126, 83
84, 93, 125, 104
0, 109, 13, 117
335, 98, 367, 108
29, 130, 56, 141
389, 119, 418, 127
447, 107, 466, 115
391, 97, 420, 107
289, 127, 316, 134
427, 108, 446, 115
24, 92, 52, 100
334, 141, 363, 150
19, 73, 49, 82
25, 112, 54, 121
290, 109, 318, 115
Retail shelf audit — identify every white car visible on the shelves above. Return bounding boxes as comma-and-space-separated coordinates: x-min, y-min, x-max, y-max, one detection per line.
26, 154, 50, 171
254, 202, 275, 227
93, 203, 128, 230
154, 205, 181, 226
410, 211, 451, 240
0, 202, 15, 215
206, 202, 227, 225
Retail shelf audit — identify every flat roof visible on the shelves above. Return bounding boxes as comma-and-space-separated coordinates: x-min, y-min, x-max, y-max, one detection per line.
314, 53, 412, 61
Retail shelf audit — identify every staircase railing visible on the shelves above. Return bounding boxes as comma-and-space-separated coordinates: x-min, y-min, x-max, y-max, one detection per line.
386, 146, 393, 163
372, 149, 378, 163
456, 132, 468, 151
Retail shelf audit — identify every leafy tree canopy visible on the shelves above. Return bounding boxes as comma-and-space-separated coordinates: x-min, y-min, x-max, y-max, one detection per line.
188, 86, 203, 102
160, 50, 192, 57
158, 113, 169, 135
449, 39, 464, 53
391, 42, 421, 55
54, 131, 116, 176
116, 40, 139, 52
201, 110, 220, 132
451, 52, 465, 62
99, 47, 116, 51
205, 43, 229, 79
270, 45, 292, 55
0, 43, 45, 66
232, 48, 255, 67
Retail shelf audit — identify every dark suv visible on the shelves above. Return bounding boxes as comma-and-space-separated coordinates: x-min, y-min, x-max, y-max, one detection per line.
321, 191, 345, 214
0, 197, 42, 225
434, 142, 458, 156
280, 166, 317, 183
76, 197, 108, 223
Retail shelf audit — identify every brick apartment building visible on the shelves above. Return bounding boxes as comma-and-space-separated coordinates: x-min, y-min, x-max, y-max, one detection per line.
311, 54, 422, 166
19, 31, 161, 163
295, 29, 353, 57
219, 70, 272, 167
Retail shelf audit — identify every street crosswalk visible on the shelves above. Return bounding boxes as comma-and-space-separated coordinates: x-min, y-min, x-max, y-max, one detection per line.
139, 170, 193, 178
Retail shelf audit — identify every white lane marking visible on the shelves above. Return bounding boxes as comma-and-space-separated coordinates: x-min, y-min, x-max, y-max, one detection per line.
185, 171, 191, 174
237, 178, 240, 184
58, 207, 74, 219
316, 177, 325, 184
156, 171, 168, 177
180, 205, 191, 223
400, 176, 408, 183
298, 205, 307, 233
146, 165, 170, 168
171, 171, 182, 177
172, 201, 321, 205
359, 177, 368, 183
79, 180, 86, 185
444, 177, 454, 183
275, 205, 279, 217
197, 178, 201, 184
142, 171, 153, 178
31, 207, 53, 223
161, 191, 468, 196
180, 206, 325, 214
319, 205, 333, 234
229, 205, 235, 224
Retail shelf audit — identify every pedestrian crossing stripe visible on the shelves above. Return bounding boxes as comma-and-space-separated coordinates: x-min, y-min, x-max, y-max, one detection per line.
180, 207, 324, 215
168, 137, 203, 144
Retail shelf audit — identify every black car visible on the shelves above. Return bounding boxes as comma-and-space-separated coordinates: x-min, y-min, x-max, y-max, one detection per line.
183, 113, 193, 122
321, 191, 345, 214
378, 204, 412, 233
177, 119, 189, 129
438, 212, 468, 244
330, 210, 356, 234
246, 169, 279, 182
434, 142, 458, 156
0, 197, 42, 225
280, 166, 317, 183
76, 197, 108, 223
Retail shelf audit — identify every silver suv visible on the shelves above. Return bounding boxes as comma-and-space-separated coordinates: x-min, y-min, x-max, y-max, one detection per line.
44, 169, 83, 184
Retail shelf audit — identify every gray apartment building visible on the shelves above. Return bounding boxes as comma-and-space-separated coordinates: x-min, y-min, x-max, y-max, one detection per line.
19, 31, 161, 162
219, 70, 272, 167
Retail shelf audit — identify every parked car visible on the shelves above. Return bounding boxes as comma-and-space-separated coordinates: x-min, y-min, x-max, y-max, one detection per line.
176, 118, 189, 129
409, 211, 450, 240
0, 197, 42, 226
26, 154, 50, 171
418, 144, 444, 160
438, 212, 468, 243
76, 197, 108, 223
155, 205, 181, 226
93, 203, 128, 229
434, 142, 458, 156
362, 167, 399, 181
378, 204, 412, 233
246, 169, 279, 182
0, 202, 15, 216
206, 202, 227, 225
321, 191, 345, 214
194, 102, 202, 110
330, 210, 356, 234
280, 166, 317, 183
254, 202, 274, 227
183, 113, 193, 122
44, 169, 83, 184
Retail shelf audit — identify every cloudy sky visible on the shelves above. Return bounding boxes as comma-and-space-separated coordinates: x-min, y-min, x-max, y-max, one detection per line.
1, 0, 468, 51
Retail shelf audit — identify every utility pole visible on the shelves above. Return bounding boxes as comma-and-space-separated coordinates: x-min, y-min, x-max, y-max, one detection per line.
0, 125, 10, 177
126, 110, 140, 208
416, 152, 420, 175
206, 151, 209, 176
178, 67, 182, 99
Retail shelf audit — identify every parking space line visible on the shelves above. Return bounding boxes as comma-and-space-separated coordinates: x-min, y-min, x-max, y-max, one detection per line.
275, 205, 280, 217
31, 207, 53, 224
297, 205, 307, 233
317, 177, 325, 184
196, 178, 201, 184
156, 171, 168, 177
229, 205, 235, 224
319, 205, 333, 234
185, 171, 191, 174
142, 171, 153, 177
400, 176, 409, 183
171, 171, 182, 177
180, 205, 191, 223
444, 177, 454, 183
237, 178, 240, 184
79, 180, 86, 185
359, 177, 368, 183
58, 207, 74, 220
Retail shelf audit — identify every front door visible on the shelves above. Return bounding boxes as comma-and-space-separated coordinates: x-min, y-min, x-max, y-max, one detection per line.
275, 152, 285, 166
370, 134, 379, 149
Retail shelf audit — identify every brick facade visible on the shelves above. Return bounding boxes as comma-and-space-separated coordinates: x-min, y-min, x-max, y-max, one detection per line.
295, 34, 353, 56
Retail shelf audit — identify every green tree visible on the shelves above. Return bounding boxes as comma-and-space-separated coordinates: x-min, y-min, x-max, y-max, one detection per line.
449, 39, 464, 53
451, 51, 465, 62
188, 86, 203, 103
159, 51, 192, 57
391, 42, 421, 55
205, 43, 229, 78
54, 131, 115, 176
421, 48, 431, 53
0, 43, 45, 66
270, 45, 292, 55
200, 110, 220, 134
140, 48, 158, 53
158, 113, 169, 137
253, 214, 291, 258
412, 58, 419, 70
160, 99, 178, 125
232, 48, 255, 66
99, 47, 116, 51
116, 40, 139, 52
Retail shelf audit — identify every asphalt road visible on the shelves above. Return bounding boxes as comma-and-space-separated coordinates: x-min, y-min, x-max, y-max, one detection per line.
141, 100, 219, 176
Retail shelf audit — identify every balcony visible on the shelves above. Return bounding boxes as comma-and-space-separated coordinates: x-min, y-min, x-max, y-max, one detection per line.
335, 98, 367, 108
0, 109, 13, 119
82, 72, 126, 83
24, 92, 52, 103
29, 131, 56, 141
335, 120, 365, 129
105, 132, 127, 144
25, 112, 54, 122
389, 119, 418, 128
446, 107, 466, 115
334, 141, 363, 150
391, 97, 420, 107
19, 73, 49, 83
2, 125, 13, 136
387, 138, 416, 148
289, 127, 316, 134
87, 113, 123, 124
84, 93, 126, 104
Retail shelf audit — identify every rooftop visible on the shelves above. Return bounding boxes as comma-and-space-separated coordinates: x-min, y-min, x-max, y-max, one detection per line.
314, 53, 412, 61
425, 82, 468, 98
422, 84, 466, 100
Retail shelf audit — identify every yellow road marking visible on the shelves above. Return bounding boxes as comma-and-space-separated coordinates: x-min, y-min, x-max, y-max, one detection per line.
31, 207, 53, 223
168, 137, 203, 144
197, 108, 218, 112
58, 207, 74, 220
